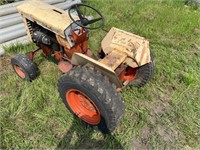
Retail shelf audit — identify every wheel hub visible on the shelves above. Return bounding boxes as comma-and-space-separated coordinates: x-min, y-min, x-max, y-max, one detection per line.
66, 89, 101, 125
13, 64, 25, 79
119, 66, 138, 82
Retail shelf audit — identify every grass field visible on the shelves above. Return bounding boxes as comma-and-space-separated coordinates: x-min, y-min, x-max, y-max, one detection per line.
0, 0, 17, 5
0, 0, 200, 149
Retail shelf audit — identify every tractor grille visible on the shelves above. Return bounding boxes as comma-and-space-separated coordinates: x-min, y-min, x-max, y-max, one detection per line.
26, 19, 33, 36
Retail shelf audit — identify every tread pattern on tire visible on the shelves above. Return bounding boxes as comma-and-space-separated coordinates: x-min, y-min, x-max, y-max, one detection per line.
58, 65, 124, 133
11, 54, 38, 81
129, 51, 155, 88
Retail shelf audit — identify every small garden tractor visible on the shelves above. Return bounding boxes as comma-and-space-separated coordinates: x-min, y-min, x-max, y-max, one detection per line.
11, 0, 155, 133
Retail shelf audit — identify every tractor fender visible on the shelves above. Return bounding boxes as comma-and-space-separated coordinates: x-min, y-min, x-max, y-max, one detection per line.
71, 53, 123, 88
101, 27, 151, 68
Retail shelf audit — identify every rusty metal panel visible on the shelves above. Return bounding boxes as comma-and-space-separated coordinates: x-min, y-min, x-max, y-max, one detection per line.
101, 27, 150, 67
56, 35, 70, 49
71, 53, 123, 88
100, 50, 127, 70
124, 57, 139, 68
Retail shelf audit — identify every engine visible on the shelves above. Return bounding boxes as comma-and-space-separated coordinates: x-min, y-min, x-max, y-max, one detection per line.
32, 31, 52, 45
26, 19, 60, 52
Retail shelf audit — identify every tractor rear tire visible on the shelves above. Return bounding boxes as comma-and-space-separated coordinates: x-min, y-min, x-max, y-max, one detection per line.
129, 51, 155, 87
58, 66, 124, 133
11, 54, 38, 81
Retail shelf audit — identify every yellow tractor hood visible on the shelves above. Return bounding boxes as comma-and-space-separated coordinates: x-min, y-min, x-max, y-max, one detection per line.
17, 0, 78, 38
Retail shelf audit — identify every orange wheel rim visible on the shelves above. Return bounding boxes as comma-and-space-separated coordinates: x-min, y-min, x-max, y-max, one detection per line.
66, 89, 101, 125
13, 65, 25, 79
119, 67, 138, 82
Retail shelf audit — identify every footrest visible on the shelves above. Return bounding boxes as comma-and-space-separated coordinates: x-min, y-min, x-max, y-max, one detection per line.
100, 50, 127, 70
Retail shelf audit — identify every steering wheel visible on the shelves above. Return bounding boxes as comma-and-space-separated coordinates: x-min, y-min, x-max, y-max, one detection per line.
68, 3, 104, 30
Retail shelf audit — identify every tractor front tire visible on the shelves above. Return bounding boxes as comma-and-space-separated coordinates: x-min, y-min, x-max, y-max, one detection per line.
58, 66, 124, 133
11, 54, 38, 81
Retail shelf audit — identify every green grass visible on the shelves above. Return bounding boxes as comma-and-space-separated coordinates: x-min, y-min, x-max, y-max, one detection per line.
0, 0, 19, 5
0, 0, 200, 149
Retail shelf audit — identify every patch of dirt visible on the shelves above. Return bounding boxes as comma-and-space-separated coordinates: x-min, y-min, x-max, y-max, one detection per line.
132, 125, 157, 150
145, 14, 157, 21
47, 117, 62, 138
154, 90, 188, 146
157, 125, 180, 142
132, 87, 186, 149
152, 100, 171, 114
0, 54, 12, 75
132, 138, 148, 150
147, 89, 181, 146
194, 28, 200, 34
148, 88, 172, 124
0, 92, 8, 100
140, 126, 152, 138
28, 132, 42, 141
183, 145, 194, 150
132, 125, 186, 149
189, 43, 200, 55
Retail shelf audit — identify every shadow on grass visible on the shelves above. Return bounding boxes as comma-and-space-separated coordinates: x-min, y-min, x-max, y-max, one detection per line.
56, 116, 123, 149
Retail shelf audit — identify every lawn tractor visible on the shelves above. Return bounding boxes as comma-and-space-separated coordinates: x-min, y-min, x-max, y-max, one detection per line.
11, 0, 155, 133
